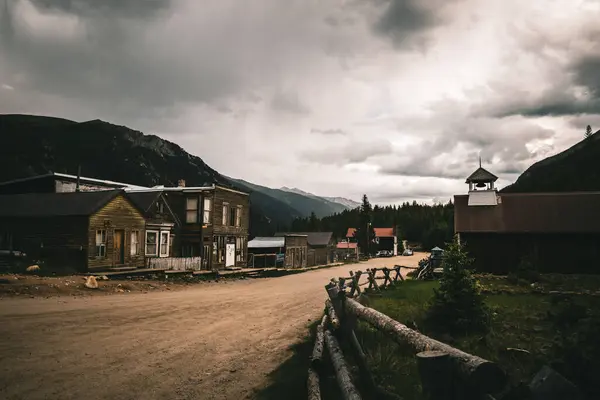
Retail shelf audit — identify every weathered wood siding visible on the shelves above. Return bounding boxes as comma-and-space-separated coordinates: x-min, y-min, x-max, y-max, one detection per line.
284, 235, 308, 268
461, 232, 600, 274
0, 216, 88, 270
88, 194, 146, 270
210, 187, 250, 269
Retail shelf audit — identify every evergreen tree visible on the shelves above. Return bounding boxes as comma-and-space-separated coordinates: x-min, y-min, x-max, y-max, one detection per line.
353, 195, 376, 255
586, 125, 593, 138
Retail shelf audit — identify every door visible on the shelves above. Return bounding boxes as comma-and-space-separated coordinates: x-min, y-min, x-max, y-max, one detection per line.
226, 243, 235, 267
114, 230, 125, 265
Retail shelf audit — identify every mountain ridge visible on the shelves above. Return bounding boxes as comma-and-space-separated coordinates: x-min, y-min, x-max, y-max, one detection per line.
0, 114, 348, 236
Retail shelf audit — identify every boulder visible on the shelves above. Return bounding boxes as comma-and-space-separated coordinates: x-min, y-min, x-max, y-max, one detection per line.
84, 276, 99, 289
26, 265, 40, 272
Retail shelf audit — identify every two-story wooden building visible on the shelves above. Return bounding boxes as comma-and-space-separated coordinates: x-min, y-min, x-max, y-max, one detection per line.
128, 181, 250, 270
0, 190, 146, 272
0, 173, 250, 271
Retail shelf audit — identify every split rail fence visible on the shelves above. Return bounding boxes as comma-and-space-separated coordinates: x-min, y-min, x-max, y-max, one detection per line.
308, 266, 506, 400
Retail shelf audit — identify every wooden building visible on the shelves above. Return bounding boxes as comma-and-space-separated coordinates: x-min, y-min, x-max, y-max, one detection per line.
275, 231, 335, 266
346, 227, 398, 255
0, 190, 146, 272
335, 241, 358, 261
0, 173, 250, 271
248, 234, 308, 268
454, 165, 600, 274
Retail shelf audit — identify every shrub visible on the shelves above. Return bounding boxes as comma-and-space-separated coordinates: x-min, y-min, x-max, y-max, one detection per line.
507, 253, 541, 284
425, 236, 490, 335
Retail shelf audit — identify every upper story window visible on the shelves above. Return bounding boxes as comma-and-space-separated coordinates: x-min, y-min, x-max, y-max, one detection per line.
186, 197, 198, 224
229, 206, 236, 226
222, 203, 229, 226
235, 206, 242, 227
203, 197, 213, 224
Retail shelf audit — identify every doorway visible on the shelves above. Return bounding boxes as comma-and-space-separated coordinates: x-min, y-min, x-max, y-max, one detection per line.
114, 230, 125, 265
225, 243, 235, 267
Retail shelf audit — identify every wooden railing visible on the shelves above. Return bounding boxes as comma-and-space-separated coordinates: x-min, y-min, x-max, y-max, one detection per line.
308, 267, 506, 400
146, 256, 202, 271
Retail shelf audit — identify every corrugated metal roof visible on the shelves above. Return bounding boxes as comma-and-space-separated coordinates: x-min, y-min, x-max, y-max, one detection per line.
248, 237, 285, 248
467, 190, 498, 206
455, 192, 600, 233
275, 232, 333, 246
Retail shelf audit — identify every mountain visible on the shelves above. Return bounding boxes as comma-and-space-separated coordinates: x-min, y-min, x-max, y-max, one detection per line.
502, 130, 600, 193
0, 114, 314, 236
230, 180, 350, 218
279, 186, 360, 209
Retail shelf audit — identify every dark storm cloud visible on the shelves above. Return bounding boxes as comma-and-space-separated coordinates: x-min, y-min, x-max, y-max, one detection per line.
29, 0, 171, 18
368, 0, 458, 49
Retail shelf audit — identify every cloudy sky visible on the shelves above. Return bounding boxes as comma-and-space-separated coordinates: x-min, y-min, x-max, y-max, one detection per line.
1, 0, 599, 204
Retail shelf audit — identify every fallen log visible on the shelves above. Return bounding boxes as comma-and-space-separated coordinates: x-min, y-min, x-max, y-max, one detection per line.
311, 314, 328, 368
325, 299, 340, 329
324, 329, 362, 400
345, 298, 506, 394
307, 367, 321, 400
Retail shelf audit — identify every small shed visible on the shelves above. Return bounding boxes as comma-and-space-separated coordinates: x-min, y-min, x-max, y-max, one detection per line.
0, 190, 146, 272
247, 234, 308, 268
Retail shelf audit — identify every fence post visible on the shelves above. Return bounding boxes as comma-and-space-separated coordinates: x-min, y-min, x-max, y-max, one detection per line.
416, 351, 453, 400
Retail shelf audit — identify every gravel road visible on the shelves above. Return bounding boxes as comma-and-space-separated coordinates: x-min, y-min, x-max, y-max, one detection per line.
0, 255, 423, 400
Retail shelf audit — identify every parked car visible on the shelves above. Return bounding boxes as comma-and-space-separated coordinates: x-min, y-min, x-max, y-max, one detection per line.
376, 250, 393, 257
402, 249, 414, 256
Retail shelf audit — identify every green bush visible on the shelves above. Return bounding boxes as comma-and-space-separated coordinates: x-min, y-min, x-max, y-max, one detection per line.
425, 236, 490, 335
507, 254, 541, 284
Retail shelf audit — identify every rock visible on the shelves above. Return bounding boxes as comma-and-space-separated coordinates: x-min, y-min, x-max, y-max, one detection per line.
26, 265, 40, 272
529, 365, 582, 400
99, 275, 109, 281
115, 288, 125, 293
84, 276, 99, 289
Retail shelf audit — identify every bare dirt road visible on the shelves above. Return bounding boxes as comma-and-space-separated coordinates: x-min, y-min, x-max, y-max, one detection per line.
0, 254, 424, 400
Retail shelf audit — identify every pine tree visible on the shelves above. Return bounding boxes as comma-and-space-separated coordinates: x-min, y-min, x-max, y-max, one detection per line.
353, 195, 376, 256
585, 125, 593, 138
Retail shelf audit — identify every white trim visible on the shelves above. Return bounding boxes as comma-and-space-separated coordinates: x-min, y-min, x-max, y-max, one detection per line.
145, 230, 159, 257
159, 231, 170, 257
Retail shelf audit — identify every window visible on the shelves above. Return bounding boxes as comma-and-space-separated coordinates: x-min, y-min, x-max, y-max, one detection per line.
130, 230, 140, 256
215, 236, 225, 263
229, 206, 236, 227
96, 230, 106, 258
235, 237, 246, 262
235, 206, 242, 227
222, 203, 229, 226
146, 231, 158, 256
186, 197, 198, 223
203, 197, 212, 224
160, 232, 170, 257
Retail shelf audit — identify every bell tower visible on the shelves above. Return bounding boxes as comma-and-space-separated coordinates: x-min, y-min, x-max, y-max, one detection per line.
466, 157, 499, 206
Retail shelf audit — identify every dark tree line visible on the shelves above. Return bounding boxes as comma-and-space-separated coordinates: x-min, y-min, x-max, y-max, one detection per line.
290, 195, 455, 251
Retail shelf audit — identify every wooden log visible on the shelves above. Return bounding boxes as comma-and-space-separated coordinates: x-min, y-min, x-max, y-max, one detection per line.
311, 314, 328, 368
350, 329, 377, 393
325, 299, 340, 329
345, 298, 506, 394
368, 269, 380, 291
307, 367, 321, 400
349, 271, 361, 297
382, 267, 391, 287
393, 265, 404, 281
324, 329, 362, 400
416, 351, 453, 400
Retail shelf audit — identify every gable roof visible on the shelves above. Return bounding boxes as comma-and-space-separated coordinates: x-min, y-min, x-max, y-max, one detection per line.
127, 191, 163, 213
275, 231, 333, 246
466, 167, 498, 183
346, 227, 394, 238
0, 190, 125, 217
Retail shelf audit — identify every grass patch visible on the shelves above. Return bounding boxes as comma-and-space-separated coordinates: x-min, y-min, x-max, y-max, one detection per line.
358, 276, 600, 399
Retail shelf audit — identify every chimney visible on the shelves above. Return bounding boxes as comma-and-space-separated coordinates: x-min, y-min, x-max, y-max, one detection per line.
178, 179, 186, 187
75, 165, 81, 192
